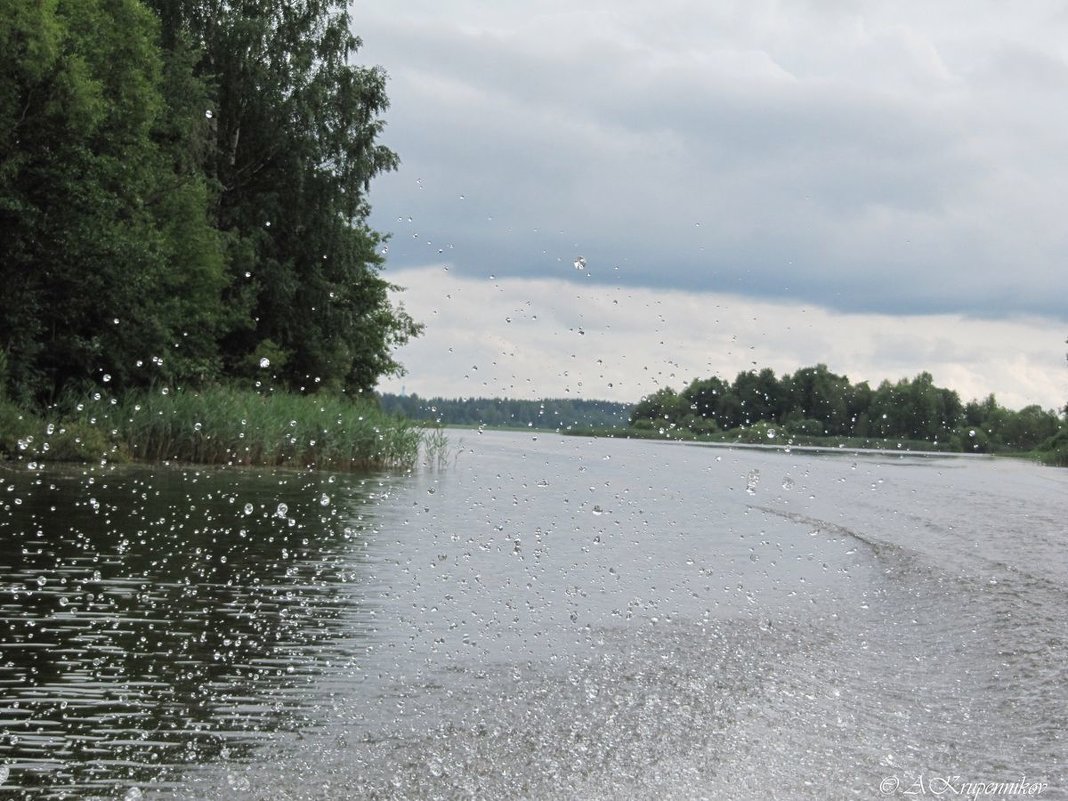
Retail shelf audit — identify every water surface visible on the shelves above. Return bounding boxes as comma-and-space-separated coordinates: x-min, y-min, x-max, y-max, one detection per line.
0, 432, 1065, 799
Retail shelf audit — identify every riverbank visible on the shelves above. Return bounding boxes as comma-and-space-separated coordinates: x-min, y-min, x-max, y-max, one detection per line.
0, 387, 433, 470
564, 424, 1067, 465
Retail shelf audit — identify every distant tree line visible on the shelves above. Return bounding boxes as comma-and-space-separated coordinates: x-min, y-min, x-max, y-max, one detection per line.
380, 394, 633, 430
630, 364, 1065, 453
1, 0, 418, 407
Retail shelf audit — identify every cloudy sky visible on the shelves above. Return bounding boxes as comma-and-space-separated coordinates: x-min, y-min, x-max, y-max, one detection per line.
355, 0, 1066, 410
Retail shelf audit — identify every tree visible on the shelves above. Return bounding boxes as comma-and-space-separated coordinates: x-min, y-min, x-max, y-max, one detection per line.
0, 0, 225, 402
999, 405, 1060, 451
783, 364, 850, 434
732, 369, 776, 425
630, 387, 683, 427
1, 0, 419, 403
681, 376, 729, 422
146, 0, 420, 394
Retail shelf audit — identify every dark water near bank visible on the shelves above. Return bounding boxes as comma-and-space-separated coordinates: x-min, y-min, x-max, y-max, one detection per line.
0, 431, 1065, 799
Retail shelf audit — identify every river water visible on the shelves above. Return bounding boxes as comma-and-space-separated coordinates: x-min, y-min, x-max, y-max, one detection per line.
0, 430, 1065, 800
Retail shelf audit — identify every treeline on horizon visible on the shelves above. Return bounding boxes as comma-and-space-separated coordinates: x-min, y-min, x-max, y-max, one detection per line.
630, 364, 1066, 456
380, 393, 633, 431
0, 0, 417, 409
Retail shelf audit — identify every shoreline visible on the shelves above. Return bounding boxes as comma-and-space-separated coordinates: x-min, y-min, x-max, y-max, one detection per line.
562, 426, 1061, 464
0, 387, 436, 472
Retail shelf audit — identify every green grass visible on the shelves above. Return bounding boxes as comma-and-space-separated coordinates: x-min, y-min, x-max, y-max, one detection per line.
2, 387, 432, 470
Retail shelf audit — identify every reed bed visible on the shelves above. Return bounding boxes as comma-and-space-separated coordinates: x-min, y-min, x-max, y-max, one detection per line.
57, 387, 426, 470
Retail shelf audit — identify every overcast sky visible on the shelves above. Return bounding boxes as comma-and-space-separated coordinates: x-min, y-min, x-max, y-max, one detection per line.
354, 1, 1066, 410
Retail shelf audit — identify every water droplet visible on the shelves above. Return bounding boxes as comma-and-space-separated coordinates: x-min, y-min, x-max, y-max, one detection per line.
227, 773, 251, 791
275, 503, 288, 518
766, 428, 776, 439
259, 357, 270, 369
319, 494, 330, 506
124, 788, 143, 801
205, 109, 213, 119
0, 764, 9, 784
573, 256, 587, 271
592, 505, 604, 516
243, 503, 254, 515
193, 422, 202, 432
745, 469, 760, 495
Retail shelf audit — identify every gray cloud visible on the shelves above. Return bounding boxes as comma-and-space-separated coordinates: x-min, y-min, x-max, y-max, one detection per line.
356, 1, 1068, 322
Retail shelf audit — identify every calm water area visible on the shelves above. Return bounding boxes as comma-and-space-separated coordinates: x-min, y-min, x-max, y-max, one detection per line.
0, 430, 1065, 799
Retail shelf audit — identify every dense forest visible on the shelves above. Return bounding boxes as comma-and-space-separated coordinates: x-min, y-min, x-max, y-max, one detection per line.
0, 0, 418, 407
380, 394, 633, 431
630, 364, 1066, 457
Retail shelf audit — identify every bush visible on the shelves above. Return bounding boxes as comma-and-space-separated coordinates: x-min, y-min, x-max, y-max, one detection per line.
786, 418, 824, 437
1036, 429, 1068, 467
733, 420, 783, 444
682, 415, 720, 435
0, 398, 38, 457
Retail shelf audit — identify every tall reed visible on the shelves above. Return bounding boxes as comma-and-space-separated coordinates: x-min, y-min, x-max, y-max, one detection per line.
71, 386, 424, 470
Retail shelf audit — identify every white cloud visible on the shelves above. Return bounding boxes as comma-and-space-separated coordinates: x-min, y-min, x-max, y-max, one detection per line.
381, 267, 1065, 411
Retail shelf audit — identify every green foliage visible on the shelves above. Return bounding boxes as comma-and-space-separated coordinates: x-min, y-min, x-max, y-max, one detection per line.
730, 420, 782, 444
143, 0, 418, 394
681, 415, 720, 435
786, 418, 825, 437
997, 404, 1060, 451
630, 364, 1062, 456
0, 387, 422, 469
0, 398, 36, 457
630, 387, 683, 427
1035, 429, 1068, 467
0, 397, 117, 462
106, 387, 422, 469
1, 0, 417, 406
1, 387, 423, 468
